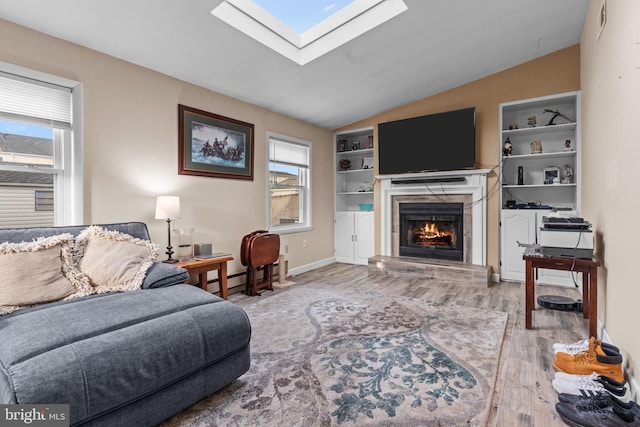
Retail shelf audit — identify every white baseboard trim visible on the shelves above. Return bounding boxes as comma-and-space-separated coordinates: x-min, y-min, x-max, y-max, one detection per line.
599, 319, 638, 402
288, 257, 335, 276
491, 273, 501, 283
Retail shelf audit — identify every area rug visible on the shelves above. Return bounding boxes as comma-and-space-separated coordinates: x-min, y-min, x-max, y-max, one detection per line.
163, 283, 507, 427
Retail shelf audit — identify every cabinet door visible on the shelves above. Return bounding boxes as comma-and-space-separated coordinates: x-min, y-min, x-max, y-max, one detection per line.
335, 212, 355, 263
354, 212, 374, 265
500, 210, 536, 281
535, 212, 577, 287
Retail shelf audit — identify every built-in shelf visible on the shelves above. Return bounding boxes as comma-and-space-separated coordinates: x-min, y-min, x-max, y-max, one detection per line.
503, 151, 576, 161
501, 122, 576, 137
502, 183, 577, 189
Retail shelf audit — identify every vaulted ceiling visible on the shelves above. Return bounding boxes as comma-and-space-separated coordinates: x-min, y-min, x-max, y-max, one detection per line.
0, 0, 589, 129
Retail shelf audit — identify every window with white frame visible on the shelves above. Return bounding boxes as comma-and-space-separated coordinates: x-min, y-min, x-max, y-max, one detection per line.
0, 65, 82, 228
267, 133, 312, 233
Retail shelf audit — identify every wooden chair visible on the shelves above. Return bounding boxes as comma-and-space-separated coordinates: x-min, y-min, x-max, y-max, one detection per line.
240, 231, 280, 296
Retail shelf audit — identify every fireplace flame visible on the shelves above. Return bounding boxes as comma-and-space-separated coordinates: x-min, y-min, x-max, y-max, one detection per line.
414, 221, 454, 246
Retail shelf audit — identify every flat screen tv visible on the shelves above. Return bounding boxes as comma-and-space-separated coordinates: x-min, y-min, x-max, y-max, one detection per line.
377, 107, 476, 175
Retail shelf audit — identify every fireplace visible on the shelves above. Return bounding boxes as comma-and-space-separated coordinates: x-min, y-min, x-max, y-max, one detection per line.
399, 203, 464, 261
380, 170, 489, 266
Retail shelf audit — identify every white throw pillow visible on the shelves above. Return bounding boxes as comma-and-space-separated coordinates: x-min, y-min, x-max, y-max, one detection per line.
75, 225, 159, 293
0, 233, 92, 314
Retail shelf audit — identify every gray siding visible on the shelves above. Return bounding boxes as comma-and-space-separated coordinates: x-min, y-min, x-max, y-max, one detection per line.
0, 187, 54, 229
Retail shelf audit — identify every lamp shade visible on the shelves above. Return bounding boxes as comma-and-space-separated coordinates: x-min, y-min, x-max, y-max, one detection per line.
155, 196, 181, 220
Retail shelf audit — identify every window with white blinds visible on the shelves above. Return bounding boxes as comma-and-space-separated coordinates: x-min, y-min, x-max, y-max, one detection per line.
0, 65, 81, 228
267, 133, 312, 233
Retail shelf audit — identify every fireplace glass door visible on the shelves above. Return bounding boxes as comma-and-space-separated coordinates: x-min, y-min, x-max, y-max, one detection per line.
399, 203, 463, 261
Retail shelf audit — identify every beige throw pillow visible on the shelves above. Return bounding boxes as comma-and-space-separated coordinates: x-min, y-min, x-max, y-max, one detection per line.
75, 225, 159, 293
0, 233, 92, 314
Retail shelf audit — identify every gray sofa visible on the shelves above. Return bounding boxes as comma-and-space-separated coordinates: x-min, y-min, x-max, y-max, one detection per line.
0, 222, 251, 426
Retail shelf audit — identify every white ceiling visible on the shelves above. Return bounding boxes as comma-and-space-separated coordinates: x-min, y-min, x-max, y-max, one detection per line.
0, 0, 589, 130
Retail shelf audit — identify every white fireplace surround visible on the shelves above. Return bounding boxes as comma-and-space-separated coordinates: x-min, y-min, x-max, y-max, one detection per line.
379, 169, 490, 265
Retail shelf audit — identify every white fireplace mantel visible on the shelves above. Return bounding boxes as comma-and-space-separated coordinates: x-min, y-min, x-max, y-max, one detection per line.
378, 169, 490, 265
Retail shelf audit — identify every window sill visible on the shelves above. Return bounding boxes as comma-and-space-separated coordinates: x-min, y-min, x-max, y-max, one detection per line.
269, 225, 313, 235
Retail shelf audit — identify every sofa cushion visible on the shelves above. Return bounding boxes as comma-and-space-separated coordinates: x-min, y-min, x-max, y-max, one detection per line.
141, 262, 189, 288
75, 225, 159, 293
0, 233, 92, 314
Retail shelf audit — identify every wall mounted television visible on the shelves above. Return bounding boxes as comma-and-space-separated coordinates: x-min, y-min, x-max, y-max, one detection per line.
377, 107, 476, 175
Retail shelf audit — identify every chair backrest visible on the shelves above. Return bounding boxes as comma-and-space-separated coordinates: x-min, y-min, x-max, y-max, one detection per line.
248, 233, 280, 268
240, 230, 268, 266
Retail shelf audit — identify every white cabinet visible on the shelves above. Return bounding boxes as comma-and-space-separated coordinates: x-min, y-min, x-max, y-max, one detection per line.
335, 211, 374, 265
500, 210, 575, 286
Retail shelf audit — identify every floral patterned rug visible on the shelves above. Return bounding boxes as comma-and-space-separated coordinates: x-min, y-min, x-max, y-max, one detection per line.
163, 283, 507, 427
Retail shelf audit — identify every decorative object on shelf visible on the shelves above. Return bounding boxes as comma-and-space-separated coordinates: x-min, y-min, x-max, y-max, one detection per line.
503, 137, 513, 156
351, 141, 361, 151
366, 135, 374, 149
543, 167, 560, 185
563, 139, 573, 151
518, 166, 524, 185
562, 164, 574, 184
155, 195, 181, 263
362, 156, 374, 169
527, 115, 537, 127
542, 108, 572, 125
178, 104, 254, 180
509, 123, 519, 130
530, 140, 543, 154
339, 159, 352, 170
358, 203, 373, 211
359, 181, 374, 192
337, 139, 347, 152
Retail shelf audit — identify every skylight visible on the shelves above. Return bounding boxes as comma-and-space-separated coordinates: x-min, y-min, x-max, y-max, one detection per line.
212, 0, 407, 65
252, 0, 355, 34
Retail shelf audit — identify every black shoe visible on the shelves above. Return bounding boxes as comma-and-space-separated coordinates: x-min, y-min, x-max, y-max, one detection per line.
556, 395, 640, 427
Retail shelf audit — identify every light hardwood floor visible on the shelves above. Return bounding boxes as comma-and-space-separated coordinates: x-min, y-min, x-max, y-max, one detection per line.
228, 262, 588, 426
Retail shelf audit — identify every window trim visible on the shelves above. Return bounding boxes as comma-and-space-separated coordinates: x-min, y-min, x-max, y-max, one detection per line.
266, 131, 312, 234
0, 61, 83, 226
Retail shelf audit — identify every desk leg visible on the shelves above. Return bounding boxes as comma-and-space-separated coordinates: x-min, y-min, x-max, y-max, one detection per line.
218, 262, 229, 300
582, 272, 589, 319
525, 259, 534, 330
198, 273, 207, 290
589, 267, 597, 338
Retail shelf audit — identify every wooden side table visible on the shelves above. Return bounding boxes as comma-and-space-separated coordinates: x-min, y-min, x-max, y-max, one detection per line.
523, 255, 600, 338
175, 254, 233, 300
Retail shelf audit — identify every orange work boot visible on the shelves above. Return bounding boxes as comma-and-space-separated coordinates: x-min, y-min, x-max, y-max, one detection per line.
553, 344, 624, 383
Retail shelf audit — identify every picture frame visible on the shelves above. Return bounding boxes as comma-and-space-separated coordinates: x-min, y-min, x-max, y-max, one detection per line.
543, 166, 560, 185
178, 104, 254, 180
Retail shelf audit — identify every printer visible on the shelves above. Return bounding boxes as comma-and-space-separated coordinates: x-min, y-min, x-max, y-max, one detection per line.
539, 216, 594, 258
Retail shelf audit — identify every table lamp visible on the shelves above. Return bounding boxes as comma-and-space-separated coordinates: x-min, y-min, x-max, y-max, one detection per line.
155, 196, 181, 263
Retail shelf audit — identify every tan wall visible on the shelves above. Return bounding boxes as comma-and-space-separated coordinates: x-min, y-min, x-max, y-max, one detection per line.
0, 19, 335, 289
581, 0, 640, 380
336, 45, 581, 275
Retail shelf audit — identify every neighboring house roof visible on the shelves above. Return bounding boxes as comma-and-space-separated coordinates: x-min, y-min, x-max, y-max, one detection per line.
0, 133, 54, 186
0, 133, 53, 156
0, 169, 53, 186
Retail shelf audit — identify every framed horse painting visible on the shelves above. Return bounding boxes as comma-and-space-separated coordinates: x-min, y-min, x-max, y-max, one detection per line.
178, 104, 254, 180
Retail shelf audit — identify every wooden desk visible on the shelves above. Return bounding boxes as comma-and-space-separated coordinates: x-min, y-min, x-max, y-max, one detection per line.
523, 255, 599, 338
175, 255, 233, 300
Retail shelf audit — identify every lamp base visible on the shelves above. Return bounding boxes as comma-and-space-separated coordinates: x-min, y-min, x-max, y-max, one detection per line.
163, 258, 179, 264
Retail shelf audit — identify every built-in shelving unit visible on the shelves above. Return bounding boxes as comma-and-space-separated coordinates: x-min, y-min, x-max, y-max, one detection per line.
499, 91, 581, 286
334, 127, 375, 265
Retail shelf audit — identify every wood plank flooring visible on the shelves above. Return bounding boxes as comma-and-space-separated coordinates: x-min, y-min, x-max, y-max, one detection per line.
227, 263, 587, 426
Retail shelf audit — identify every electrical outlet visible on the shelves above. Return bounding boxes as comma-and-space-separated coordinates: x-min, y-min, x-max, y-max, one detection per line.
303, 239, 308, 248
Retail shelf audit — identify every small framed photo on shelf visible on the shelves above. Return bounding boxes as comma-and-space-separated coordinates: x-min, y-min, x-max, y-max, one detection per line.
543, 167, 560, 184
361, 156, 374, 169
